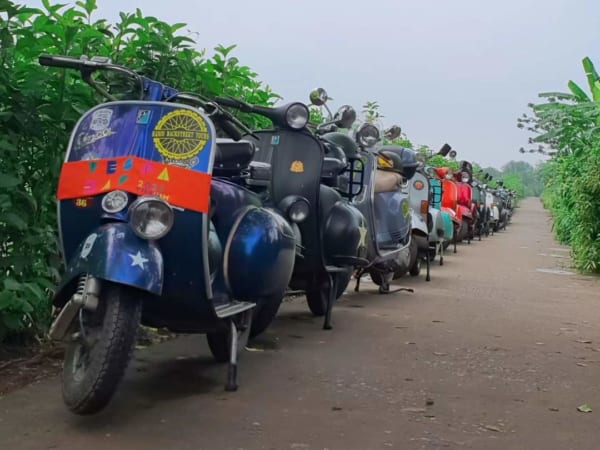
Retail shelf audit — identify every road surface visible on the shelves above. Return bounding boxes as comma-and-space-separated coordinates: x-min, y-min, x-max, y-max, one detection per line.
1, 198, 599, 450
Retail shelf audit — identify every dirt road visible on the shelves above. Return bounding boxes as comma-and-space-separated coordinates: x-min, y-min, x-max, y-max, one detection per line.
1, 198, 599, 450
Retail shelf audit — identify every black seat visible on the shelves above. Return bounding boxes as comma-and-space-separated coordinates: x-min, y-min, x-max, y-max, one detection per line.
213, 139, 255, 176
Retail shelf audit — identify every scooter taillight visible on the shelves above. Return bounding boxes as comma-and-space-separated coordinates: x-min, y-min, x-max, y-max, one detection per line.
420, 200, 429, 214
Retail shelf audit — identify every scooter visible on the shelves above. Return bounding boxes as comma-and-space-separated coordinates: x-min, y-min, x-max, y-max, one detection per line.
343, 122, 419, 294
407, 162, 442, 281
470, 179, 489, 240
40, 54, 298, 415
213, 92, 368, 330
427, 166, 454, 265
455, 161, 475, 244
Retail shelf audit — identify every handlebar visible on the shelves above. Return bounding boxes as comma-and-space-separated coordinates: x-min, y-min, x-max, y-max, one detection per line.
39, 54, 108, 71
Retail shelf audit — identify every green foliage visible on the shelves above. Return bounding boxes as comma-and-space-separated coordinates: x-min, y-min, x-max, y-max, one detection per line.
521, 56, 600, 273
427, 155, 459, 171
0, 0, 279, 341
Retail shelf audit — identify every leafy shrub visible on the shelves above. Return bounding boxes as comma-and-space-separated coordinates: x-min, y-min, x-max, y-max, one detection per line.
0, 0, 279, 341
520, 57, 600, 273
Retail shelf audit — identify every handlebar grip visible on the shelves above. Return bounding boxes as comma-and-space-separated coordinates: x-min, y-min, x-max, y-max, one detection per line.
214, 97, 241, 108
38, 54, 84, 70
220, 119, 243, 141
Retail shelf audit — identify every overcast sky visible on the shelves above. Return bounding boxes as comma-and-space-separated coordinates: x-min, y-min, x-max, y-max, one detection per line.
26, 0, 600, 168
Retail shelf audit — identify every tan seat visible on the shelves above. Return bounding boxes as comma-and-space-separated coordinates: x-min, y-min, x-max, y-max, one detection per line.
374, 169, 403, 193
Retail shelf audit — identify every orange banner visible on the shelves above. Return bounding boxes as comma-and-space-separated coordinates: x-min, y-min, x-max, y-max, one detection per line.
57, 156, 212, 213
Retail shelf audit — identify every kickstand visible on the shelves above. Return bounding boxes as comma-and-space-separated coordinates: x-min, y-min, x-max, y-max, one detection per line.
224, 311, 252, 392
386, 286, 414, 294
425, 250, 431, 282
225, 319, 239, 392
354, 268, 363, 292
323, 272, 337, 330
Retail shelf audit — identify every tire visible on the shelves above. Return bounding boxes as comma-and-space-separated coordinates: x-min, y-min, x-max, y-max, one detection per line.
249, 295, 284, 338
306, 269, 352, 317
207, 331, 229, 363
409, 257, 421, 276
62, 283, 141, 415
407, 239, 421, 277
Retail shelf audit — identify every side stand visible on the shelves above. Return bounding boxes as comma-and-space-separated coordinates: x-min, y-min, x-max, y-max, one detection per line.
323, 272, 338, 330
225, 311, 252, 392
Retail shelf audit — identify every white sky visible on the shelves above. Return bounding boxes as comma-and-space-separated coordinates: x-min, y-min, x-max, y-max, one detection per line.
24, 0, 600, 168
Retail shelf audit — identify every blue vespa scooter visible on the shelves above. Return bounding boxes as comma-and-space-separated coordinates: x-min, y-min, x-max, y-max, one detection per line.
40, 54, 297, 415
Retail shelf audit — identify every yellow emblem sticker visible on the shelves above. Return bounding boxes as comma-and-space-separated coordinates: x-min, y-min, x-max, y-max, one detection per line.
290, 160, 304, 173
378, 156, 393, 168
152, 109, 209, 160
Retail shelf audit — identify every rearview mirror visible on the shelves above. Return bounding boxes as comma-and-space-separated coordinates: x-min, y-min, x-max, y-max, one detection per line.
333, 105, 356, 128
309, 87, 328, 106
384, 125, 402, 140
437, 143, 452, 156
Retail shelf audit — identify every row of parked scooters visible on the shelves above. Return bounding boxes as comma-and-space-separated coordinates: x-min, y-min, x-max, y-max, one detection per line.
39, 54, 516, 416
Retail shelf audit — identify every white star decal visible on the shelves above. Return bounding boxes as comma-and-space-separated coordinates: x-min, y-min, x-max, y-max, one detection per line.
129, 251, 149, 269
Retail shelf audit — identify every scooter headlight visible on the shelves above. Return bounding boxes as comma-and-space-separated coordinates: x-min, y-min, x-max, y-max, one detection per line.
102, 190, 129, 213
279, 195, 310, 223
129, 196, 174, 240
285, 103, 309, 129
356, 123, 380, 148
461, 174, 469, 183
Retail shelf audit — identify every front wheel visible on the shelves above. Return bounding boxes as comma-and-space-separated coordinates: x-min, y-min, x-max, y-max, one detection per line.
62, 283, 141, 415
306, 269, 352, 317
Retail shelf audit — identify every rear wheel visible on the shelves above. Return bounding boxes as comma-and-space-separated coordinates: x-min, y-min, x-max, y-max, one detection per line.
408, 239, 421, 276
249, 295, 284, 338
62, 283, 141, 415
306, 269, 352, 317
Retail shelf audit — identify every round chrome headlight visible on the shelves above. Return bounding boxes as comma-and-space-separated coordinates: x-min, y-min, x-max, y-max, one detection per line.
102, 190, 129, 213
356, 123, 380, 148
129, 197, 174, 240
285, 103, 309, 129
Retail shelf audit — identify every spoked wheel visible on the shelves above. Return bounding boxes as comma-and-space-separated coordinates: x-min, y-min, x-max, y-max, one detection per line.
306, 269, 352, 317
62, 283, 141, 415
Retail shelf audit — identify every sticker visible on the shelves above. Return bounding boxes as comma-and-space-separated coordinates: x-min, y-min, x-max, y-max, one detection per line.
401, 199, 410, 217
80, 233, 98, 259
152, 109, 209, 161
136, 109, 152, 125
129, 251, 148, 269
413, 180, 425, 190
90, 108, 113, 131
75, 128, 116, 149
357, 218, 368, 249
290, 160, 304, 173
73, 197, 93, 208
271, 135, 280, 145
378, 156, 393, 168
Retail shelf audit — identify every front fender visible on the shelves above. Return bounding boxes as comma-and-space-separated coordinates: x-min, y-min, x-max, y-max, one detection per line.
410, 210, 428, 237
54, 222, 163, 305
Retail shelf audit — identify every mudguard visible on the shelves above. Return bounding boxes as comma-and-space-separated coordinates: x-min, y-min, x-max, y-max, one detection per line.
53, 222, 162, 305
411, 210, 428, 237
428, 208, 446, 242
440, 211, 454, 240
442, 206, 460, 225
458, 205, 472, 221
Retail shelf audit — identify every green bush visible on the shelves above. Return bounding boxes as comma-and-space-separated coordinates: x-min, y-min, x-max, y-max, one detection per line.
521, 57, 600, 273
0, 0, 280, 341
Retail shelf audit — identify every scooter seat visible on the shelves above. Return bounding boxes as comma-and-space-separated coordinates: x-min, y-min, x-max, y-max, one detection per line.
374, 169, 403, 193
213, 139, 256, 176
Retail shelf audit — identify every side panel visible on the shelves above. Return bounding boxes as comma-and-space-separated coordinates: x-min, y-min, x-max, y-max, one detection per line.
225, 207, 296, 300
